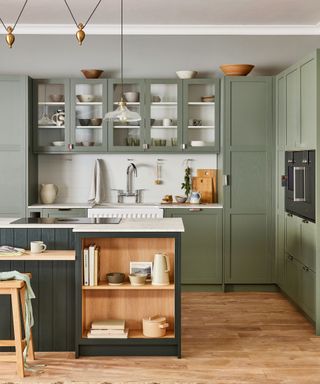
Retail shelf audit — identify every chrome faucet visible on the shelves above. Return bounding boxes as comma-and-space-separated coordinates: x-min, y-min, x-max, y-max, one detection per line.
127, 162, 137, 194
116, 162, 142, 203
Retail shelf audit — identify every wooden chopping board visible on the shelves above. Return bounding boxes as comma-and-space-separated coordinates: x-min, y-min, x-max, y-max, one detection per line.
192, 169, 217, 203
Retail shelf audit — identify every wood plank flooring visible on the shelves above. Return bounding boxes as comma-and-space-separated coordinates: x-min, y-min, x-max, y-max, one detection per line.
1, 292, 320, 383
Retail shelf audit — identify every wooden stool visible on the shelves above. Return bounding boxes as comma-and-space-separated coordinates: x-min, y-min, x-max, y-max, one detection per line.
0, 273, 35, 377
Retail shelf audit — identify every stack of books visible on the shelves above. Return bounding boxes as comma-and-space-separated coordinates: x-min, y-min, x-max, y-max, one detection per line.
83, 244, 100, 286
87, 319, 128, 338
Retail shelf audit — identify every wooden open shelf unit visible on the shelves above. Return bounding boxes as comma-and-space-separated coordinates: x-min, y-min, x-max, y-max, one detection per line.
75, 232, 181, 357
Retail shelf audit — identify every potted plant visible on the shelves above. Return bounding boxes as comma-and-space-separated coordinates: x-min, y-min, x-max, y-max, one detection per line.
181, 165, 191, 199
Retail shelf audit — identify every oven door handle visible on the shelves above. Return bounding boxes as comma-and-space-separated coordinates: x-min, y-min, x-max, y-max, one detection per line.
293, 166, 306, 202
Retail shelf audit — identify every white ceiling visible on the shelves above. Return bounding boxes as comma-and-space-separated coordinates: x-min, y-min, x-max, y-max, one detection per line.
1, 0, 320, 34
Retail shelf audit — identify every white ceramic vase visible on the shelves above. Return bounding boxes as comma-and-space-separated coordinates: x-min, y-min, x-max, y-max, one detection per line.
40, 184, 58, 204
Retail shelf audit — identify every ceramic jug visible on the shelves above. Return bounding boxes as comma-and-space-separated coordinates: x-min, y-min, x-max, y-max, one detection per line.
40, 184, 58, 204
190, 191, 201, 204
152, 253, 170, 286
51, 110, 65, 126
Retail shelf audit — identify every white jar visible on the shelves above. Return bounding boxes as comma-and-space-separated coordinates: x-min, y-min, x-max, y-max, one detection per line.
40, 184, 58, 204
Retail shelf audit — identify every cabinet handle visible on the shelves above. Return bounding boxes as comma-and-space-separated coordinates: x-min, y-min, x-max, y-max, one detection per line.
223, 175, 230, 186
58, 208, 71, 211
143, 143, 149, 150
188, 208, 202, 212
181, 143, 186, 150
68, 143, 74, 151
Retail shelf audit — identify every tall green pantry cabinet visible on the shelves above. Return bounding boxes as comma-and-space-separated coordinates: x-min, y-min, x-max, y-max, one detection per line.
223, 77, 274, 284
0, 76, 36, 217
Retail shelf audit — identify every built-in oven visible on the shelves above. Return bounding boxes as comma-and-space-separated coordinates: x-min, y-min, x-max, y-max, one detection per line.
285, 150, 315, 222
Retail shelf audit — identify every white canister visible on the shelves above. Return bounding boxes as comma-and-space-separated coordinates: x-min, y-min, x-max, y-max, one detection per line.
142, 316, 169, 337
40, 184, 58, 204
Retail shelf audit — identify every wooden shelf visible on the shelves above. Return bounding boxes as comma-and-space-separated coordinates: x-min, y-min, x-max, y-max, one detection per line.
0, 250, 75, 261
151, 125, 177, 129
38, 125, 65, 129
76, 125, 102, 129
188, 102, 215, 105
83, 329, 175, 339
38, 102, 65, 105
113, 102, 140, 106
151, 102, 177, 106
76, 102, 102, 105
82, 282, 174, 290
188, 126, 215, 129
113, 125, 140, 128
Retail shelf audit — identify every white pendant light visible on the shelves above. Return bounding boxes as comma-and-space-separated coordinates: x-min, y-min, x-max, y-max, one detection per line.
104, 0, 141, 122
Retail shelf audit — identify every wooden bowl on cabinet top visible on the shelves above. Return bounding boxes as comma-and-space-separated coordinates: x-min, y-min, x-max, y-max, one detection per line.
219, 64, 254, 76
81, 69, 104, 79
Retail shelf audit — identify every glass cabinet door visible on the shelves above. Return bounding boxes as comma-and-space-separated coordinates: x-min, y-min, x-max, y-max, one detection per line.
107, 79, 144, 151
182, 79, 220, 152
33, 79, 70, 152
70, 79, 107, 152
145, 79, 182, 152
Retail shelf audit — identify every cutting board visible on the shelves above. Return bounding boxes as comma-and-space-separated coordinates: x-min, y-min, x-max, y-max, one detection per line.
192, 169, 217, 203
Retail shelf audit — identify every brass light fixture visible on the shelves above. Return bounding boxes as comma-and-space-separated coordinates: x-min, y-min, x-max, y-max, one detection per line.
64, 0, 102, 45
104, 0, 141, 122
0, 0, 28, 48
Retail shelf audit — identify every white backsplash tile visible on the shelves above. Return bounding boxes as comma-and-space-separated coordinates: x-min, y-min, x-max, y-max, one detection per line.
38, 154, 217, 204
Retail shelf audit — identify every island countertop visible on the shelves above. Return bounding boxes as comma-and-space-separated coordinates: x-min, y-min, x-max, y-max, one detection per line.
0, 218, 184, 232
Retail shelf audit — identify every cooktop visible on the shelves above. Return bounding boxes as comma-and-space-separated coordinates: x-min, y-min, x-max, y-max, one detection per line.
10, 217, 122, 225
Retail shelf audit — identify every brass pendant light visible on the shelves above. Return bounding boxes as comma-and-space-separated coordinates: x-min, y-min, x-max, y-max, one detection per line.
104, 0, 141, 122
0, 0, 28, 48
64, 0, 102, 45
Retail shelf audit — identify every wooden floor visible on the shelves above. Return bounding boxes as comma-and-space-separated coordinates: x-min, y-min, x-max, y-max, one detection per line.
1, 292, 320, 383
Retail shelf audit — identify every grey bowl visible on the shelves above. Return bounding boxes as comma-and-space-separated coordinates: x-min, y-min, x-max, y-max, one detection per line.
107, 272, 125, 285
79, 119, 90, 126
175, 195, 187, 203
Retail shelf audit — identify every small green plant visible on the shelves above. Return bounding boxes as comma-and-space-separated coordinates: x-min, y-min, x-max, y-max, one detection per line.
181, 166, 191, 197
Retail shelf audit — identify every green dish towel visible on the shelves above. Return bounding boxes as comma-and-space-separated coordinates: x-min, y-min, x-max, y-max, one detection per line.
0, 270, 35, 363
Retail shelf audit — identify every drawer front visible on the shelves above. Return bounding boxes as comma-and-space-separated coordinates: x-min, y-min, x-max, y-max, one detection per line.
42, 208, 88, 218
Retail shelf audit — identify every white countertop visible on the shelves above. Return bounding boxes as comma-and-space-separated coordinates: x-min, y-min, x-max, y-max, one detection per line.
29, 202, 223, 209
0, 218, 184, 232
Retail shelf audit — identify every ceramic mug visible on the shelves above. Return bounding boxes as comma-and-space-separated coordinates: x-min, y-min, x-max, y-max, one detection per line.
30, 241, 47, 253
163, 118, 173, 126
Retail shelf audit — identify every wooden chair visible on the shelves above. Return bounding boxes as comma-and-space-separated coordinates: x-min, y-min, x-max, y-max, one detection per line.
0, 273, 35, 378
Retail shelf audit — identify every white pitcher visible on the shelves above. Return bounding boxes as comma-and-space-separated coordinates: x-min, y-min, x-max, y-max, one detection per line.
40, 184, 58, 204
152, 253, 170, 286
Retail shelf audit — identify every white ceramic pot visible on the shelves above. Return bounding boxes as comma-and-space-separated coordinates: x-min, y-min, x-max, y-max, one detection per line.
142, 316, 169, 337
40, 184, 58, 204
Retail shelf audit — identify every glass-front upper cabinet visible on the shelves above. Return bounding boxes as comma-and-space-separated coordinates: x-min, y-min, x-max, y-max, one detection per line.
70, 79, 108, 152
107, 79, 144, 151
182, 79, 220, 153
144, 79, 182, 152
33, 79, 70, 152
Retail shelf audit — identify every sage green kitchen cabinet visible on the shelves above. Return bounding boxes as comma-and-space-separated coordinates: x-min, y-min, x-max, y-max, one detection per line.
33, 78, 71, 153
0, 76, 34, 217
182, 79, 220, 153
285, 213, 300, 260
223, 77, 274, 284
276, 212, 286, 288
284, 254, 315, 321
300, 219, 316, 271
300, 265, 315, 320
70, 79, 108, 152
107, 79, 145, 152
144, 79, 183, 152
285, 68, 299, 148
277, 51, 317, 151
165, 208, 222, 285
284, 254, 299, 301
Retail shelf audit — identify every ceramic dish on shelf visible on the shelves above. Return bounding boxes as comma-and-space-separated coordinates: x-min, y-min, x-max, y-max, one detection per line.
90, 118, 102, 126
129, 273, 147, 286
79, 118, 90, 126
49, 94, 64, 102
219, 64, 254, 76
76, 94, 95, 103
106, 272, 125, 285
201, 95, 215, 102
176, 70, 198, 79
82, 141, 95, 147
51, 141, 65, 147
81, 69, 104, 79
175, 195, 187, 203
123, 91, 139, 102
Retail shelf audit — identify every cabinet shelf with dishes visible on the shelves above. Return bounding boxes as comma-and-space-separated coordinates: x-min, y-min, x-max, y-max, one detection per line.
75, 232, 181, 357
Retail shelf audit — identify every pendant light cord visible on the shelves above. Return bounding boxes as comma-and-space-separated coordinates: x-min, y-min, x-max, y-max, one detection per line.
64, 0, 102, 28
120, 0, 124, 97
0, 0, 28, 31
